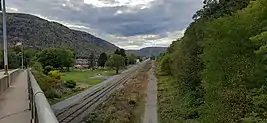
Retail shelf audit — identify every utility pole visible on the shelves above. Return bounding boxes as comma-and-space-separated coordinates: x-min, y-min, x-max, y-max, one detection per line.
2, 0, 8, 75
21, 43, 23, 69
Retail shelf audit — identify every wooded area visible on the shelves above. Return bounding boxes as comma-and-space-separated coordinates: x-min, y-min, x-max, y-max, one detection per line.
158, 0, 267, 122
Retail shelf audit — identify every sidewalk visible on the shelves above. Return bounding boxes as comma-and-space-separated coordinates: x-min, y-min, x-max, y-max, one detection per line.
0, 70, 31, 123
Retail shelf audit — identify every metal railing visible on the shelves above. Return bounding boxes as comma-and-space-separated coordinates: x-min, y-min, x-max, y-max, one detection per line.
28, 70, 59, 123
0, 69, 21, 94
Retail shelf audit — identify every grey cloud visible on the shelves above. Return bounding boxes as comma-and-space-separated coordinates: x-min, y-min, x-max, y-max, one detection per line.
6, 0, 202, 49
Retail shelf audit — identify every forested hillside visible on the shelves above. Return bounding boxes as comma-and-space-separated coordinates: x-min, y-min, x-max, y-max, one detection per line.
158, 0, 267, 122
0, 13, 118, 57
127, 47, 167, 57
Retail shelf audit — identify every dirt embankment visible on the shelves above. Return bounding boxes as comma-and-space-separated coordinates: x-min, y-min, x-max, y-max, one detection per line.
85, 62, 152, 123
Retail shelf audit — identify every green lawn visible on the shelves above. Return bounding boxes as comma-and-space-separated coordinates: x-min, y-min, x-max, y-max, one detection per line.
61, 69, 115, 85
48, 69, 122, 104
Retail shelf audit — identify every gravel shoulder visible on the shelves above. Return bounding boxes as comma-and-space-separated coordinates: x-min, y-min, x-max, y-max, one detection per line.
143, 61, 158, 123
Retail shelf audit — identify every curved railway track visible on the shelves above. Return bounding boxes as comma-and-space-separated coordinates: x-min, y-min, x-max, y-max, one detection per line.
56, 61, 149, 123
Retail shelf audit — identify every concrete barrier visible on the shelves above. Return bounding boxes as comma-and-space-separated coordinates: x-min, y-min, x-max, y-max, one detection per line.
0, 69, 22, 95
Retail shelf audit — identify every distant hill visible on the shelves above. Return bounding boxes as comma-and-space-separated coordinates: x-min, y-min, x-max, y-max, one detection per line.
0, 13, 118, 57
127, 47, 167, 57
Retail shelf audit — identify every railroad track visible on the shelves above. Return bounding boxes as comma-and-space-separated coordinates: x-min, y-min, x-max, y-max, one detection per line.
56, 61, 149, 123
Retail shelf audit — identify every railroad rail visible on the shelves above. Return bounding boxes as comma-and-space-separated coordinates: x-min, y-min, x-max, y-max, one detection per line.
56, 60, 149, 123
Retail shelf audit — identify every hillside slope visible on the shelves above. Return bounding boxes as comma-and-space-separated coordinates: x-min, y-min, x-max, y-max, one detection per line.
0, 13, 118, 57
127, 47, 167, 57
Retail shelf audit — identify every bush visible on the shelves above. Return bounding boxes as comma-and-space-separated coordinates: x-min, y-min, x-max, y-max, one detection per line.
44, 66, 54, 75
72, 87, 83, 92
32, 61, 43, 72
160, 54, 171, 74
48, 70, 61, 80
44, 88, 63, 98
65, 80, 76, 89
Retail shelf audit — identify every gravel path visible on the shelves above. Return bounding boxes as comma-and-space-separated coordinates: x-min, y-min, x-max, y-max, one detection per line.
143, 61, 158, 123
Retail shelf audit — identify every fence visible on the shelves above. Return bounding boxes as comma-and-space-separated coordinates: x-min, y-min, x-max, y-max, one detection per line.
27, 70, 59, 123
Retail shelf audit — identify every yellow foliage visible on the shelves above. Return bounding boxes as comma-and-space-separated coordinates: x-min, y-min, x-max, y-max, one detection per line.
48, 70, 61, 80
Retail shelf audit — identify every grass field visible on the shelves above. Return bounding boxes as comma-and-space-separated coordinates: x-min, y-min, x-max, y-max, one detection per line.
61, 69, 115, 85
48, 69, 116, 104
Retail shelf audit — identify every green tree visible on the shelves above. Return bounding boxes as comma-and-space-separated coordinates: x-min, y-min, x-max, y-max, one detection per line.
88, 53, 95, 70
105, 54, 125, 74
44, 66, 54, 75
59, 48, 75, 71
37, 48, 75, 70
119, 49, 127, 65
23, 49, 37, 68
119, 49, 126, 58
37, 48, 59, 68
115, 48, 127, 65
32, 61, 43, 72
193, 0, 252, 19
97, 52, 108, 68
0, 47, 25, 69
158, 0, 267, 122
200, 1, 267, 122
114, 49, 120, 55
160, 54, 171, 74
8, 50, 21, 69
127, 53, 138, 65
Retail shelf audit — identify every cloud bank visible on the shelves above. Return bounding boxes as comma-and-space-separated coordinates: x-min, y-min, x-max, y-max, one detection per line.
6, 0, 203, 49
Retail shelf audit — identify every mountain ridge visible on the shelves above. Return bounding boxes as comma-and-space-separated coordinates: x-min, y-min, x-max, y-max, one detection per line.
0, 13, 119, 57
127, 47, 167, 57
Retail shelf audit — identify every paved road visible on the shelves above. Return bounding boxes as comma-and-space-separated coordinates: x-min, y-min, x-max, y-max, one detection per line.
0, 70, 30, 123
143, 61, 158, 123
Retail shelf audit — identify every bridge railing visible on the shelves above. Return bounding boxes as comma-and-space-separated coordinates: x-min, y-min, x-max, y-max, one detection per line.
28, 70, 59, 123
0, 69, 21, 94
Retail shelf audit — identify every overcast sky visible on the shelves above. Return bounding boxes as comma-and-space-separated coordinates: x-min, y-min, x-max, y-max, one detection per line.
6, 0, 203, 50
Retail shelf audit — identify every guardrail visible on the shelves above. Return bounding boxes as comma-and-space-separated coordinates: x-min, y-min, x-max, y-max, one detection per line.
0, 69, 21, 94
28, 70, 59, 123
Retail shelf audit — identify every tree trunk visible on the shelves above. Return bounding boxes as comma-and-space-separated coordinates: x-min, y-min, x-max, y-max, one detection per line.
116, 68, 119, 74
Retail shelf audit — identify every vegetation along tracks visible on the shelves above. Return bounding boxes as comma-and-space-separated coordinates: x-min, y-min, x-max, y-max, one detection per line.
56, 61, 149, 123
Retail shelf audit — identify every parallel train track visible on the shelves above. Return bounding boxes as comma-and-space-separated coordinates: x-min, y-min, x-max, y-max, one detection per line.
56, 61, 148, 123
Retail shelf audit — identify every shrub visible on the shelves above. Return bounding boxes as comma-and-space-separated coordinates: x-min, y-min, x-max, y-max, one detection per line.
44, 88, 63, 98
48, 70, 61, 80
65, 80, 76, 89
160, 54, 171, 75
32, 61, 43, 72
44, 66, 54, 75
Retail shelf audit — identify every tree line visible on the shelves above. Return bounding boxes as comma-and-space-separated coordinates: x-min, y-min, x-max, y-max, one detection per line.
159, 0, 267, 122
94, 48, 140, 74
0, 45, 36, 69
0, 46, 140, 74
